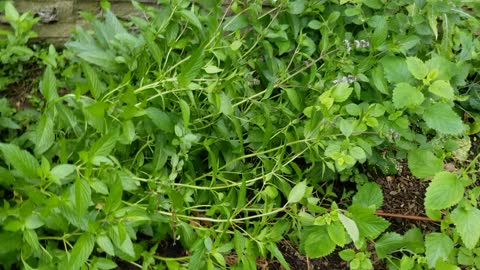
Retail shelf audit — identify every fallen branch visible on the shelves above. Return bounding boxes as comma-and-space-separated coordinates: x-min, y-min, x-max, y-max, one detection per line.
375, 210, 439, 223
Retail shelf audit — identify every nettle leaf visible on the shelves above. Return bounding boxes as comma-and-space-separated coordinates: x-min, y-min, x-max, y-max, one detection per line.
371, 17, 388, 48
39, 66, 59, 103
352, 182, 383, 209
425, 233, 454, 269
67, 232, 95, 270
96, 234, 115, 256
423, 103, 464, 135
302, 226, 336, 258
408, 149, 443, 178
89, 131, 118, 157
179, 99, 190, 128
327, 222, 346, 246
284, 88, 302, 111
451, 206, 480, 249
381, 56, 413, 84
425, 172, 464, 210
338, 212, 360, 243
428, 80, 454, 100
375, 228, 424, 259
82, 62, 106, 99
349, 206, 389, 239
75, 178, 91, 215
406, 57, 428, 80
0, 143, 39, 179
34, 114, 55, 155
392, 83, 424, 109
178, 48, 204, 86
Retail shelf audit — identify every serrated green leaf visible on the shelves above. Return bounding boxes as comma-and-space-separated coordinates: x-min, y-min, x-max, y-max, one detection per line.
332, 83, 353, 102
0, 143, 39, 179
34, 114, 55, 155
451, 206, 480, 249
179, 9, 202, 31
145, 107, 174, 132
352, 182, 383, 209
338, 212, 360, 242
428, 80, 454, 100
23, 229, 41, 254
423, 103, 464, 135
82, 62, 106, 99
178, 49, 204, 86
381, 56, 413, 84
406, 57, 428, 80
40, 66, 59, 103
67, 232, 95, 270
392, 83, 424, 109
425, 172, 464, 210
371, 17, 387, 47
89, 131, 118, 157
288, 181, 306, 204
339, 249, 356, 261
375, 228, 424, 259
97, 235, 115, 256
425, 233, 454, 268
75, 178, 91, 215
408, 149, 443, 178
371, 66, 388, 94
349, 206, 389, 239
302, 226, 336, 258
51, 164, 76, 179
327, 222, 346, 246
223, 15, 249, 32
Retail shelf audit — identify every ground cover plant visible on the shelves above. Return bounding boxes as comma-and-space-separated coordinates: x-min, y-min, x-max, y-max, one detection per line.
1, 0, 480, 269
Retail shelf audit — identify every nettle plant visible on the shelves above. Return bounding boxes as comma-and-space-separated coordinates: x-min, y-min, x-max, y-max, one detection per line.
0, 0, 479, 269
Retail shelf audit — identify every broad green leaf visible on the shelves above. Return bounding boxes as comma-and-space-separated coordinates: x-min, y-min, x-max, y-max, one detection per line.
25, 214, 44, 229
425, 233, 454, 268
97, 235, 115, 256
327, 222, 346, 246
375, 228, 424, 259
145, 107, 174, 132
428, 80, 454, 100
381, 56, 413, 84
371, 17, 387, 47
223, 15, 249, 31
423, 103, 464, 135
23, 229, 41, 254
82, 62, 106, 99
392, 83, 424, 109
0, 143, 39, 179
349, 206, 389, 239
425, 172, 464, 210
284, 88, 302, 111
406, 57, 428, 80
4, 2, 19, 21
451, 206, 480, 249
75, 178, 91, 215
363, 0, 382, 9
408, 149, 443, 178
179, 10, 202, 31
352, 182, 383, 209
339, 118, 354, 138
375, 232, 404, 258
94, 258, 117, 269
67, 232, 95, 270
219, 93, 234, 116
332, 83, 353, 102
288, 181, 306, 203
370, 65, 388, 94
302, 226, 336, 258
51, 164, 76, 179
34, 115, 55, 155
288, 0, 305, 14
178, 49, 204, 86
338, 212, 360, 242
89, 131, 118, 157
40, 66, 59, 103
339, 249, 355, 261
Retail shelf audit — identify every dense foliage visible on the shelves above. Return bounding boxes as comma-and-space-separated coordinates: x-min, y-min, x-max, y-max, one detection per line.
1, 0, 480, 269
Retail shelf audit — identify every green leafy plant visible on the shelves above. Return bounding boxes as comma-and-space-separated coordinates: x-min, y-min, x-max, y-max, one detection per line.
0, 0, 479, 269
